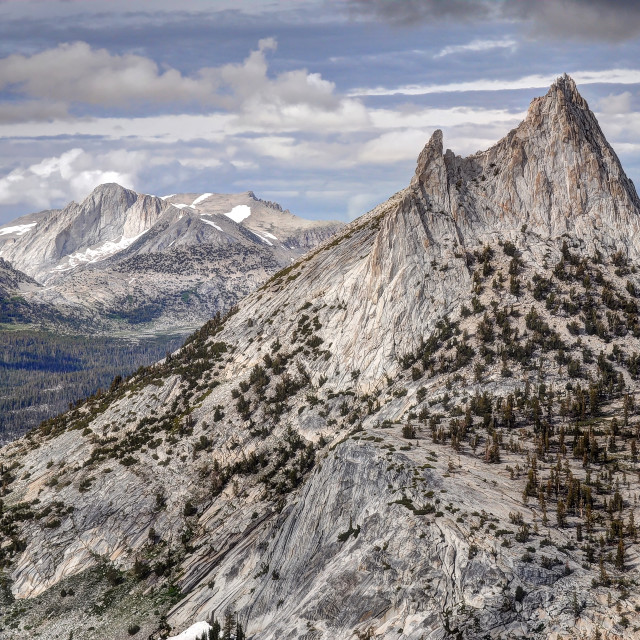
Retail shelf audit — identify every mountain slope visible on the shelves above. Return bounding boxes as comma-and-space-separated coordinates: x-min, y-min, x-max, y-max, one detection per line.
0, 258, 50, 325
0, 187, 342, 439
0, 185, 343, 334
1, 76, 639, 639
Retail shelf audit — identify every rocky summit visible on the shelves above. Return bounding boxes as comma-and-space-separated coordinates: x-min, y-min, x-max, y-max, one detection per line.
1, 75, 640, 639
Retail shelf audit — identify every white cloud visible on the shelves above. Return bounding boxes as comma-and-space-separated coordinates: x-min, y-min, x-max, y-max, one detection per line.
596, 110, 640, 152
0, 148, 146, 208
347, 192, 382, 220
434, 38, 517, 59
0, 38, 356, 124
2, 40, 639, 224
357, 129, 431, 165
599, 91, 633, 115
0, 105, 522, 144
0, 42, 212, 109
349, 69, 640, 97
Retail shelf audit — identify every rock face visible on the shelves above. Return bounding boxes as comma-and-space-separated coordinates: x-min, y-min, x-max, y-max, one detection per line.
0, 188, 342, 440
0, 258, 39, 296
1, 76, 640, 639
411, 74, 640, 252
0, 186, 343, 333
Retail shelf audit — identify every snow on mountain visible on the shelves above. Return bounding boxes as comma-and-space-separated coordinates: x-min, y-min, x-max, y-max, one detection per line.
224, 204, 252, 223
191, 193, 213, 206
167, 621, 212, 640
200, 217, 223, 231
0, 222, 37, 237
248, 229, 273, 245
53, 229, 149, 271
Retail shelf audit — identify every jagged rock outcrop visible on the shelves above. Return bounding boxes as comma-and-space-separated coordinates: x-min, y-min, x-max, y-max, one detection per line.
1, 76, 639, 640
418, 74, 640, 255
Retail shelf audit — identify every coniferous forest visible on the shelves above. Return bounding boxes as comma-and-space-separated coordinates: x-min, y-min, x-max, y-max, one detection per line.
0, 329, 182, 441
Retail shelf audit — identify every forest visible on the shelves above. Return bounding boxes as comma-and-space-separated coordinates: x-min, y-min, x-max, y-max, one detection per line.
0, 329, 182, 441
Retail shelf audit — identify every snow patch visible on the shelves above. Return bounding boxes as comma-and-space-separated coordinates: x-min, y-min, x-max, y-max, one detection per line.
174, 203, 196, 210
249, 230, 273, 246
0, 222, 37, 237
262, 230, 278, 240
168, 621, 212, 640
191, 192, 213, 206
53, 230, 148, 271
160, 194, 176, 200
201, 218, 223, 231
224, 204, 251, 223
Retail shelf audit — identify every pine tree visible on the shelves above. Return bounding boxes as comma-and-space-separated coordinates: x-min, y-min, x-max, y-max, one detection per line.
223, 612, 235, 640
615, 538, 625, 570
556, 499, 567, 528
209, 618, 221, 640
538, 491, 548, 525
598, 556, 609, 586
627, 510, 636, 540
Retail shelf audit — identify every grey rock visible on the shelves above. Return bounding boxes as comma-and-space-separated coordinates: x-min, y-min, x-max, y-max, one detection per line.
1, 76, 638, 640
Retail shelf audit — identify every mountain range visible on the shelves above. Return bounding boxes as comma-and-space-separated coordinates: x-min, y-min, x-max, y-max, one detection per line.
0, 185, 342, 332
0, 75, 639, 639
0, 187, 341, 440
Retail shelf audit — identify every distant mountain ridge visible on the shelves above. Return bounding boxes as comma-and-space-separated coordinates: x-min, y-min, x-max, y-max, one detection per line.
0, 186, 342, 439
0, 184, 341, 282
0, 185, 343, 333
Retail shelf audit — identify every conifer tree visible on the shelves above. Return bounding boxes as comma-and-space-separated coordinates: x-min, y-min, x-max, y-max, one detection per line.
209, 617, 221, 640
556, 499, 567, 528
615, 538, 625, 570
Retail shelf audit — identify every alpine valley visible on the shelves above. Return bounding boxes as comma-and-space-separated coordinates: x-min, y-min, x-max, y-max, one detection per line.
0, 188, 342, 440
2, 76, 640, 639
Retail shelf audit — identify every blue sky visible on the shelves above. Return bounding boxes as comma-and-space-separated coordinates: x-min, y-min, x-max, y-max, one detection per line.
1, 0, 640, 224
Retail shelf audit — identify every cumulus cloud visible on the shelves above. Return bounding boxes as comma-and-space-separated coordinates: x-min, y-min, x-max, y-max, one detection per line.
2, 35, 638, 223
343, 0, 640, 41
0, 42, 211, 108
0, 148, 146, 208
0, 38, 353, 123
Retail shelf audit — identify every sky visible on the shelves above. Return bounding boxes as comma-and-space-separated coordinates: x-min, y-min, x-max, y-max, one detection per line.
1, 0, 640, 224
